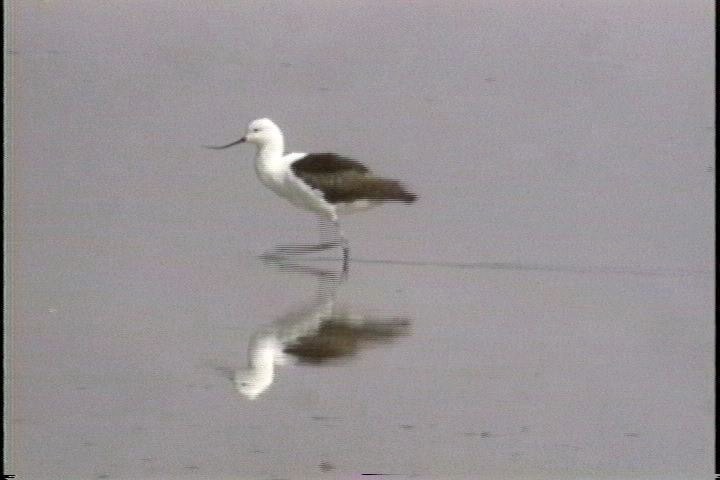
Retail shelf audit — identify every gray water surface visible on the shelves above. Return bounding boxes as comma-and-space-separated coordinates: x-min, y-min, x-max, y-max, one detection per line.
5, 2, 714, 479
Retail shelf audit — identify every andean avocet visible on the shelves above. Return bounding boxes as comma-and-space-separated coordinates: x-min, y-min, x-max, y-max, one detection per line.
206, 118, 417, 269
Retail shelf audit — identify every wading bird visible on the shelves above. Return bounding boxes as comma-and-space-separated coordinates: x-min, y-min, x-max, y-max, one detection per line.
206, 118, 416, 270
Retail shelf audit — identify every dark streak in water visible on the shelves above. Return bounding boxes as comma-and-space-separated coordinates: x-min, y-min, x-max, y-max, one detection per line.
295, 255, 712, 278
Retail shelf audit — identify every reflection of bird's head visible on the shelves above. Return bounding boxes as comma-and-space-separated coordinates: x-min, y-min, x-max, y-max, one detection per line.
234, 334, 285, 400
234, 369, 273, 400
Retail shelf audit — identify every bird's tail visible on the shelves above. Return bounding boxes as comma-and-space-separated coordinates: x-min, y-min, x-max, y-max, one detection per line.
367, 178, 417, 203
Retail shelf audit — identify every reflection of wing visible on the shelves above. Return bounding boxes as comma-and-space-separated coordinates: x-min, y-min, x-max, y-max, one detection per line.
283, 316, 412, 364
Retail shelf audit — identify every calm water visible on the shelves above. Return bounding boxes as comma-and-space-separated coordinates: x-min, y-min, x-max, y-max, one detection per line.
6, 2, 714, 479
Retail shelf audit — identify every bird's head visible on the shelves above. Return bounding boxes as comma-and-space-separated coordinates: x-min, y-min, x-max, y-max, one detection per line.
234, 369, 273, 400
205, 117, 283, 151
243, 118, 282, 146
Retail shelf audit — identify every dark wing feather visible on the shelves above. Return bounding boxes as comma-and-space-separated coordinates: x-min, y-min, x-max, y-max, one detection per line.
291, 153, 417, 204
291, 153, 369, 174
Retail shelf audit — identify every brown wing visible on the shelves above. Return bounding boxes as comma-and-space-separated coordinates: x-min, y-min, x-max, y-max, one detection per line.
291, 153, 417, 204
290, 153, 370, 174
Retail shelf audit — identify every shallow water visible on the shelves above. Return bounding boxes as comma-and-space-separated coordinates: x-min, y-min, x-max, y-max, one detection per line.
5, 2, 714, 479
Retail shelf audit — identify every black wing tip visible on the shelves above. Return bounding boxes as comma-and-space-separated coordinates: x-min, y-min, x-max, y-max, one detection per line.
375, 182, 417, 203
403, 191, 418, 203
380, 190, 417, 203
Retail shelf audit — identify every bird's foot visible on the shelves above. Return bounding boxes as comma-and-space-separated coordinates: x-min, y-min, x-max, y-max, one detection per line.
261, 240, 350, 273
264, 241, 340, 257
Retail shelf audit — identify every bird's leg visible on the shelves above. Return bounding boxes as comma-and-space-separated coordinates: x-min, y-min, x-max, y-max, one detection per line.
315, 215, 350, 272
317, 215, 339, 246
330, 217, 350, 272
264, 215, 349, 266
342, 246, 349, 273
264, 215, 341, 257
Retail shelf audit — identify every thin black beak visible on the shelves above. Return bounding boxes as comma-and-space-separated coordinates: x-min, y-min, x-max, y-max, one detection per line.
204, 137, 246, 150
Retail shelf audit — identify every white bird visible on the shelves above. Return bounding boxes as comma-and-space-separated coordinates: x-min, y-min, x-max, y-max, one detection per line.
206, 118, 416, 269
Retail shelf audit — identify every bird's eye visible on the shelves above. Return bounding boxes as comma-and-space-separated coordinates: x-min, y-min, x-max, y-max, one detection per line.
252, 128, 260, 133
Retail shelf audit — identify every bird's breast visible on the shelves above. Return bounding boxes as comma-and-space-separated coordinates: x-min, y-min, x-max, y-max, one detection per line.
254, 157, 285, 191
254, 157, 331, 214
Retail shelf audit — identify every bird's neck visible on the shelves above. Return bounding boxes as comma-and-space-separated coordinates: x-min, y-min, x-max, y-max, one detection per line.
254, 137, 287, 187
255, 136, 285, 165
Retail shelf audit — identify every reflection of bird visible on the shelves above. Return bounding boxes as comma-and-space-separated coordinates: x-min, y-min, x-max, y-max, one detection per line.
232, 290, 336, 400
206, 118, 417, 269
218, 257, 411, 400
230, 334, 287, 400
